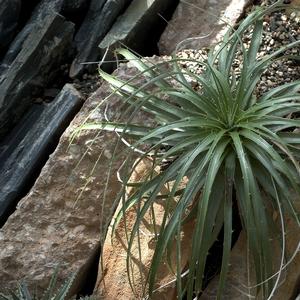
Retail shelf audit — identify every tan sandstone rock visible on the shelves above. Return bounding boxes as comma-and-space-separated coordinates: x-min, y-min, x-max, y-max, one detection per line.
159, 0, 252, 55
95, 158, 193, 300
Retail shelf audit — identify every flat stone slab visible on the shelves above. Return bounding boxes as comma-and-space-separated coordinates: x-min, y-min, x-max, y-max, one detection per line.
0, 84, 83, 226
0, 10, 74, 139
159, 0, 252, 54
0, 63, 142, 295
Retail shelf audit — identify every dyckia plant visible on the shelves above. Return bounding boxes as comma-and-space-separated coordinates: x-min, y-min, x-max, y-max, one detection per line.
87, 1, 300, 299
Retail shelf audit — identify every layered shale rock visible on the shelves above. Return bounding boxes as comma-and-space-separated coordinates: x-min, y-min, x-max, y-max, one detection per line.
0, 11, 74, 139
70, 0, 132, 78
0, 84, 83, 226
98, 0, 175, 70
62, 0, 91, 15
0, 0, 69, 72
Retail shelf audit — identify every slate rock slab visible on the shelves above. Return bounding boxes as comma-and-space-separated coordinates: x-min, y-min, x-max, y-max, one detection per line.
98, 0, 175, 71
159, 0, 252, 54
70, 0, 132, 78
0, 0, 67, 72
0, 0, 21, 52
0, 84, 83, 226
0, 11, 74, 139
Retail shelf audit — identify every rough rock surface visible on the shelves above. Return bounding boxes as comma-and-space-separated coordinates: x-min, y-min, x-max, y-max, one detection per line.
0, 0, 21, 52
0, 11, 74, 139
159, 0, 252, 54
0, 64, 136, 295
0, 84, 83, 226
70, 0, 132, 78
271, 204, 300, 300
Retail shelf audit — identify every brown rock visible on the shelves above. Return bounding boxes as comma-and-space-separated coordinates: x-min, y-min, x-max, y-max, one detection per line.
272, 204, 300, 300
0, 63, 141, 295
200, 203, 300, 299
199, 232, 252, 300
95, 159, 193, 300
159, 0, 252, 54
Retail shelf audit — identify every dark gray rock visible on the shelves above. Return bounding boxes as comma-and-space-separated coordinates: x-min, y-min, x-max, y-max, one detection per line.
70, 0, 132, 78
0, 12, 75, 139
0, 84, 83, 226
62, 0, 91, 15
0, 0, 21, 52
98, 0, 174, 70
0, 0, 68, 73
71, 0, 106, 52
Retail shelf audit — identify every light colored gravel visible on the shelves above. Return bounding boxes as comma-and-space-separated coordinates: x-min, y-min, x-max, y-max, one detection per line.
176, 1, 300, 96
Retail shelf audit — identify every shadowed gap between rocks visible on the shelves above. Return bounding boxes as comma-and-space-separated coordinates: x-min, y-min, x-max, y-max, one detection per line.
61, 0, 92, 32
142, 0, 181, 56
177, 193, 242, 300
76, 246, 101, 297
18, 0, 42, 30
